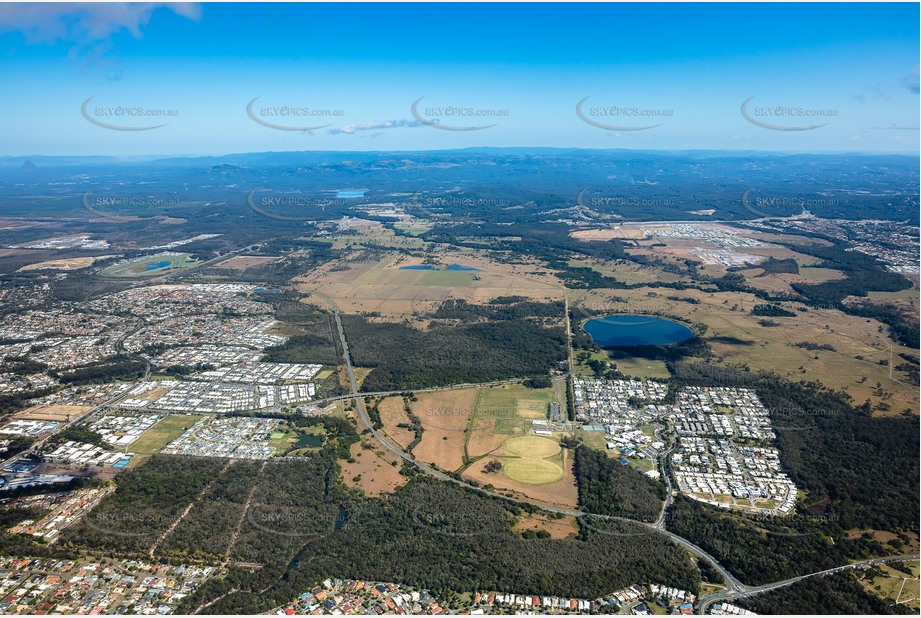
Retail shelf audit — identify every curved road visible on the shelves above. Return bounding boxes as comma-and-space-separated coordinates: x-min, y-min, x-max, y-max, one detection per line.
307, 290, 910, 613
309, 291, 743, 591
697, 554, 920, 614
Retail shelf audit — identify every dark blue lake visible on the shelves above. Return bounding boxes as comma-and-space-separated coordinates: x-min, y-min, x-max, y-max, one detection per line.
400, 264, 437, 270
583, 315, 693, 347
145, 260, 173, 271
446, 264, 479, 271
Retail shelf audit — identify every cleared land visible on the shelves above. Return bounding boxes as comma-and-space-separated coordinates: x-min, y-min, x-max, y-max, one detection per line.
13, 404, 91, 422
127, 414, 203, 467
463, 444, 578, 510
339, 439, 407, 496
295, 248, 561, 320
376, 397, 417, 451
410, 388, 479, 473
512, 512, 579, 540
215, 255, 281, 270
18, 255, 116, 272
859, 561, 920, 611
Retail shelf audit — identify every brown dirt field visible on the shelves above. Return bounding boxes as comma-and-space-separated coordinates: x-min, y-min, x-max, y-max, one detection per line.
376, 397, 417, 451
845, 529, 907, 545
136, 387, 173, 402
0, 220, 49, 232
465, 416, 508, 460
571, 226, 647, 241
410, 389, 479, 473
13, 404, 91, 421
215, 255, 281, 270
339, 440, 407, 497
512, 512, 579, 540
741, 272, 798, 295
18, 256, 113, 272
462, 447, 579, 511
294, 249, 562, 320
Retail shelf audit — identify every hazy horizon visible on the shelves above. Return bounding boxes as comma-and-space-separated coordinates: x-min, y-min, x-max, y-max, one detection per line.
0, 3, 917, 156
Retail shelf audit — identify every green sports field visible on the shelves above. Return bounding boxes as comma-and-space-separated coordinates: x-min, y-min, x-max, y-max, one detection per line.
502, 457, 564, 484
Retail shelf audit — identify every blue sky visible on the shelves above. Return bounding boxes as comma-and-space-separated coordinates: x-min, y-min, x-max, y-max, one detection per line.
0, 2, 917, 155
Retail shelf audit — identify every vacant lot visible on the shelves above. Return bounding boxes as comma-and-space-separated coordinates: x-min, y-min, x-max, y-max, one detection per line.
465, 415, 513, 460
411, 388, 478, 473
215, 255, 280, 270
858, 560, 920, 611
13, 404, 90, 422
512, 512, 579, 540
339, 440, 407, 496
128, 414, 203, 467
18, 255, 114, 272
295, 250, 561, 319
376, 397, 416, 451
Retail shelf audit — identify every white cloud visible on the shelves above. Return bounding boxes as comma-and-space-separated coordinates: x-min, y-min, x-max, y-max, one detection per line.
872, 123, 920, 131
0, 3, 200, 48
327, 119, 422, 135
